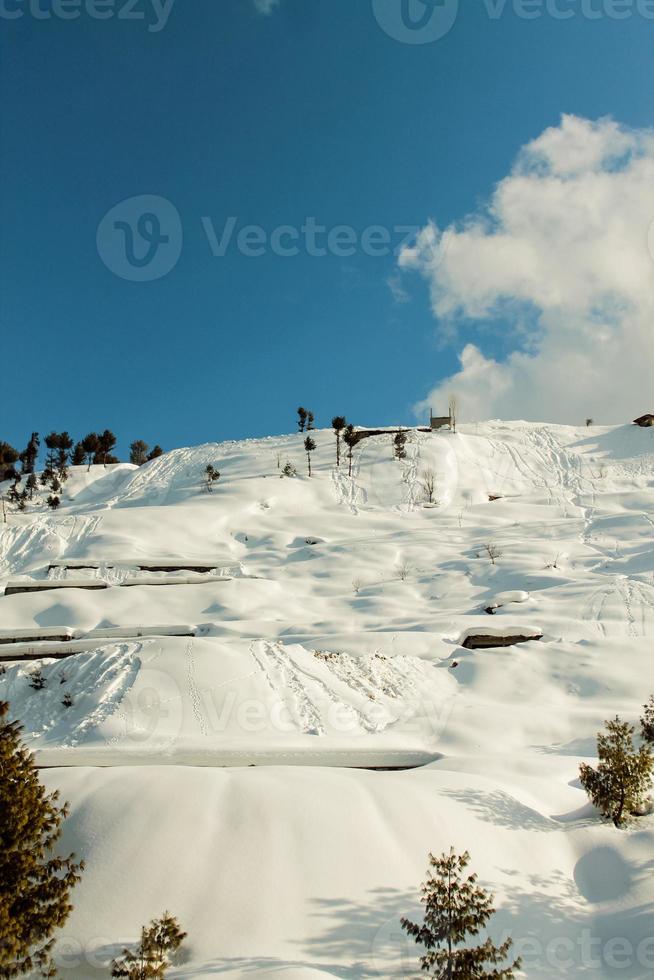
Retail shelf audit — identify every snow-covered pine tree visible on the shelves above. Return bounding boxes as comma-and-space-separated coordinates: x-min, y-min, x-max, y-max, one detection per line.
401, 849, 521, 979
0, 702, 84, 979
579, 716, 653, 827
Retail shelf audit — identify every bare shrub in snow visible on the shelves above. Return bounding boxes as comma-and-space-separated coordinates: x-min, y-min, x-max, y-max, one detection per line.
205, 465, 221, 492
110, 911, 187, 979
421, 468, 437, 504
401, 848, 521, 979
483, 543, 502, 565
396, 560, 411, 582
579, 717, 653, 828
352, 578, 362, 594
61, 692, 73, 709
28, 669, 46, 691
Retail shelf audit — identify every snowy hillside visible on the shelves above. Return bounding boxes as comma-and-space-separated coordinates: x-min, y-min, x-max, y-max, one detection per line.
2, 421, 654, 978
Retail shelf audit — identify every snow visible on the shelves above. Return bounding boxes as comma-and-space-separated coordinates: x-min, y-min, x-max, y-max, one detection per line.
2, 422, 654, 977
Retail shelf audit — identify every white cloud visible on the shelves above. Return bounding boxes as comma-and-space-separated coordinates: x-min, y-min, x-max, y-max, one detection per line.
253, 0, 280, 14
401, 115, 654, 424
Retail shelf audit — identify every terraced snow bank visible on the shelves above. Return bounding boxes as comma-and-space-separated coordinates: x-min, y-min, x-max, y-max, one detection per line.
1, 421, 654, 977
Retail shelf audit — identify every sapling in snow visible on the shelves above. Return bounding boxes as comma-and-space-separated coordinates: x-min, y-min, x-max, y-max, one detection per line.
304, 436, 316, 477
401, 848, 521, 979
111, 911, 187, 979
579, 716, 653, 827
331, 416, 346, 467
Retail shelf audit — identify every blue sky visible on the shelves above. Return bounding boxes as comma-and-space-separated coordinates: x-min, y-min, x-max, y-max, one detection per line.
1, 0, 653, 457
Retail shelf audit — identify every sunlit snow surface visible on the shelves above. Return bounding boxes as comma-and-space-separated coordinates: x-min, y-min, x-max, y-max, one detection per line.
2, 422, 654, 978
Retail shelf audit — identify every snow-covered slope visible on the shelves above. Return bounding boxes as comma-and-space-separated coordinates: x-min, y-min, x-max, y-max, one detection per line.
2, 421, 654, 978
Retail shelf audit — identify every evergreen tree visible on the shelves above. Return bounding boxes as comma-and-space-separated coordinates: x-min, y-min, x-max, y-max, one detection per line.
71, 442, 86, 467
130, 441, 149, 466
342, 423, 357, 477
579, 716, 654, 827
94, 430, 117, 467
394, 430, 407, 461
331, 416, 346, 467
641, 696, 654, 744
147, 446, 164, 462
110, 911, 187, 979
56, 433, 73, 481
43, 434, 59, 477
401, 849, 521, 979
26, 473, 37, 501
46, 495, 60, 511
297, 407, 308, 433
0, 702, 84, 978
81, 433, 100, 471
307, 411, 315, 431
20, 434, 40, 475
304, 436, 316, 477
0, 443, 20, 482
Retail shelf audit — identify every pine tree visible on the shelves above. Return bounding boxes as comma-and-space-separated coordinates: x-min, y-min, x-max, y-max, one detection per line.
71, 442, 86, 467
331, 416, 346, 467
56, 433, 73, 481
394, 429, 407, 461
579, 716, 654, 827
307, 411, 315, 431
43, 434, 59, 477
297, 407, 308, 433
81, 433, 100, 471
304, 436, 316, 477
0, 702, 84, 978
25, 473, 37, 501
401, 849, 521, 979
147, 446, 164, 462
46, 495, 60, 511
0, 442, 20, 482
110, 911, 187, 979
641, 696, 654, 744
20, 433, 40, 475
95, 430, 117, 467
130, 441, 149, 466
342, 423, 357, 477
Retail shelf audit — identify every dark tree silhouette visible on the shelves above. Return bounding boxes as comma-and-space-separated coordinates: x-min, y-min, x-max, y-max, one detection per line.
71, 442, 86, 467
81, 433, 100, 471
297, 407, 308, 433
147, 446, 164, 461
95, 430, 118, 467
304, 436, 316, 477
342, 424, 357, 477
130, 441, 149, 466
0, 701, 84, 978
20, 433, 40, 475
331, 416, 347, 467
